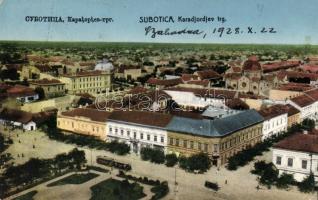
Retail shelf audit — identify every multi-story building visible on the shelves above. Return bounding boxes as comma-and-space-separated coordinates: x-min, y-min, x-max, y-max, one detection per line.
258, 105, 288, 140
166, 109, 264, 166
273, 131, 318, 182
29, 78, 65, 99
57, 108, 111, 140
288, 94, 317, 121
106, 111, 173, 154
285, 104, 301, 127
59, 70, 111, 96
6, 85, 39, 103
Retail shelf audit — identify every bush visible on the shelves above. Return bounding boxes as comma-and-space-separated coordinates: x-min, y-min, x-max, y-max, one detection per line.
140, 147, 165, 164
276, 173, 295, 189
178, 153, 211, 173
205, 181, 220, 191
165, 154, 178, 167
150, 181, 169, 200
298, 173, 316, 193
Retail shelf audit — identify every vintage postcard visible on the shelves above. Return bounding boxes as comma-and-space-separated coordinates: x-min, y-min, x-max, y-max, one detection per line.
0, 0, 317, 199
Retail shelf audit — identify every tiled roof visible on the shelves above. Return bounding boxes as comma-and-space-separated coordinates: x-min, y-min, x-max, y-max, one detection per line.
181, 74, 199, 81
61, 108, 111, 122
258, 104, 288, 120
0, 108, 33, 124
262, 61, 300, 73
195, 69, 221, 80
290, 94, 315, 107
147, 78, 182, 86
108, 110, 173, 128
274, 132, 318, 153
30, 78, 64, 85
166, 109, 264, 137
242, 56, 262, 71
285, 104, 300, 116
6, 85, 36, 97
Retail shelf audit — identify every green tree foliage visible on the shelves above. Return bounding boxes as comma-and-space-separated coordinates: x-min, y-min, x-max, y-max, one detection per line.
165, 153, 178, 167
276, 173, 295, 189
298, 173, 316, 193
301, 119, 315, 131
140, 147, 165, 164
179, 153, 211, 173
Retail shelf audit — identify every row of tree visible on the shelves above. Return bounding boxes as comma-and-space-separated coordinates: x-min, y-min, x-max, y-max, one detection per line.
252, 160, 316, 193
227, 120, 315, 171
0, 148, 86, 198
140, 147, 211, 173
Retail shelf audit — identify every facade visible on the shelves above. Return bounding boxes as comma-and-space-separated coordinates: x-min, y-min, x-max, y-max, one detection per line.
258, 105, 288, 140
57, 108, 111, 140
115, 65, 142, 80
106, 111, 173, 154
166, 110, 264, 166
29, 78, 65, 99
288, 94, 317, 121
285, 104, 301, 127
273, 131, 318, 182
59, 70, 111, 95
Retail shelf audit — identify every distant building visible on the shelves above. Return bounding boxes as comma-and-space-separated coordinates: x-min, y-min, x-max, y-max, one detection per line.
59, 70, 111, 95
94, 59, 114, 71
115, 65, 142, 80
146, 78, 182, 89
29, 78, 65, 99
0, 108, 36, 131
57, 108, 111, 140
273, 131, 318, 182
6, 85, 39, 103
258, 105, 288, 140
225, 56, 279, 95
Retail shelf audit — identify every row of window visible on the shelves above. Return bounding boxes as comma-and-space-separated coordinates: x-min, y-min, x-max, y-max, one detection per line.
58, 120, 104, 133
264, 117, 286, 131
109, 127, 164, 143
169, 138, 216, 152
276, 156, 318, 170
77, 82, 103, 89
74, 76, 104, 82
220, 128, 260, 151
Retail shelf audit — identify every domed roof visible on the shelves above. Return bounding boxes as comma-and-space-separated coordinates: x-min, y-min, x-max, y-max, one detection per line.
243, 56, 262, 71
94, 59, 114, 71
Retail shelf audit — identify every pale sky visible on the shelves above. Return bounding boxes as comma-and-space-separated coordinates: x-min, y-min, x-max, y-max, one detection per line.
0, 0, 317, 44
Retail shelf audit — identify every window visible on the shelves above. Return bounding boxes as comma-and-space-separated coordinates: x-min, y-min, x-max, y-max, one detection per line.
204, 144, 208, 152
161, 136, 164, 143
302, 160, 307, 169
127, 131, 130, 136
140, 133, 143, 140
190, 141, 194, 149
115, 128, 118, 134
176, 139, 179, 146
147, 134, 150, 141
276, 156, 282, 165
213, 144, 218, 153
183, 140, 188, 148
169, 138, 174, 145
287, 158, 293, 167
120, 129, 124, 136
133, 132, 136, 139
198, 142, 202, 150
154, 135, 157, 142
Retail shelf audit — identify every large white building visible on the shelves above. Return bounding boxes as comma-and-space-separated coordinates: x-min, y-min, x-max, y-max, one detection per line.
106, 111, 173, 154
258, 105, 288, 140
273, 131, 318, 182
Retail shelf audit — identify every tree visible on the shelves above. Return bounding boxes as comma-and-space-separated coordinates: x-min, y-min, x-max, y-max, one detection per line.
140, 147, 165, 164
165, 153, 178, 167
259, 164, 278, 186
298, 173, 316, 193
276, 173, 295, 189
187, 153, 211, 173
302, 119, 315, 131
35, 87, 45, 100
68, 148, 86, 169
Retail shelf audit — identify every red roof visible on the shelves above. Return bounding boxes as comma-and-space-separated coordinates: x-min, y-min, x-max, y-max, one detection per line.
242, 56, 262, 71
109, 110, 173, 127
262, 61, 300, 73
186, 80, 209, 87
290, 94, 315, 107
258, 104, 288, 120
7, 85, 36, 97
274, 131, 318, 153
278, 83, 313, 92
30, 78, 64, 85
181, 74, 199, 81
61, 108, 111, 122
301, 65, 318, 73
147, 78, 182, 86
195, 69, 221, 80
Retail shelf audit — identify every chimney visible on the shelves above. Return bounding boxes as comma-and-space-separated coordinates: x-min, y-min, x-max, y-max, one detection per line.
303, 130, 308, 135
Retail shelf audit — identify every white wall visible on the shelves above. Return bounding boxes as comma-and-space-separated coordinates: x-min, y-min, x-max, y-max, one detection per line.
273, 148, 318, 182
106, 121, 167, 154
262, 113, 288, 140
